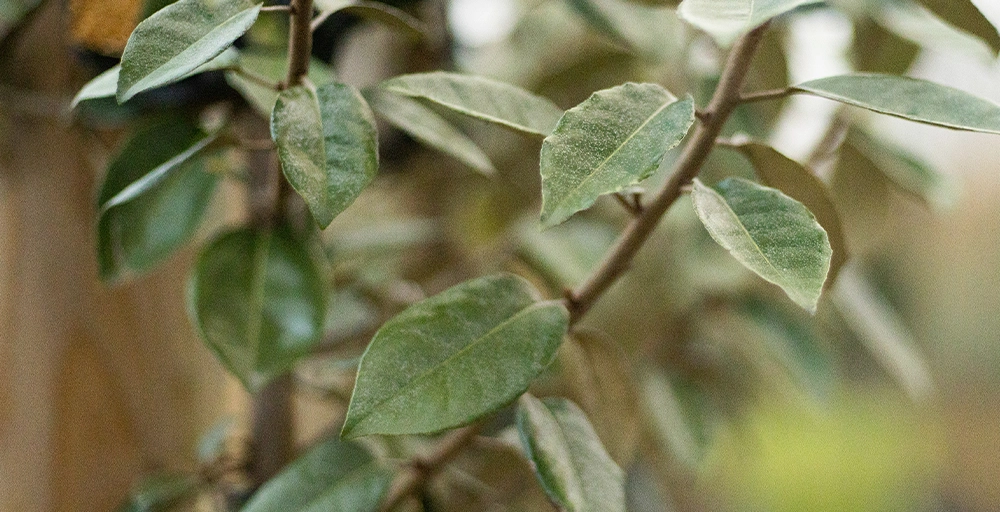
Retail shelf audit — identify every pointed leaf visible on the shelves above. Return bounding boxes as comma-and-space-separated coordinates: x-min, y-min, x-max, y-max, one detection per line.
226, 51, 335, 117
189, 226, 325, 392
677, 0, 821, 46
117, 0, 261, 102
242, 437, 391, 512
380, 72, 564, 136
516, 395, 625, 512
793, 74, 1000, 135
271, 82, 378, 228
73, 48, 238, 108
691, 177, 832, 312
97, 117, 218, 282
846, 128, 956, 208
540, 83, 694, 227
914, 0, 1000, 56
342, 274, 569, 438
728, 141, 848, 284
364, 88, 494, 174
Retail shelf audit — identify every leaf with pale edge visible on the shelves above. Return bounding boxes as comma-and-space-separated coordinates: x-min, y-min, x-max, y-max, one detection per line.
271, 82, 378, 228
97, 116, 218, 282
380, 72, 564, 136
189, 226, 325, 392
364, 88, 494, 174
540, 83, 694, 228
793, 74, 1000, 135
516, 395, 625, 512
117, 0, 261, 103
241, 437, 390, 512
691, 178, 831, 312
677, 0, 821, 46
342, 274, 569, 438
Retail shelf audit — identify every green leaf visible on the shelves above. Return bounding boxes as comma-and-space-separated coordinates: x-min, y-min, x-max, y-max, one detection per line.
242, 437, 391, 512
73, 48, 238, 108
846, 128, 956, 209
189, 226, 325, 392
316, 0, 426, 39
516, 395, 625, 512
564, 0, 681, 60
690, 177, 832, 312
792, 74, 1000, 135
640, 370, 714, 467
117, 0, 261, 103
118, 473, 199, 512
677, 0, 821, 46
364, 88, 494, 174
225, 51, 335, 117
0, 0, 42, 40
342, 274, 569, 438
727, 140, 848, 285
380, 72, 564, 136
914, 0, 1000, 56
539, 83, 694, 228
97, 117, 218, 282
271, 82, 378, 228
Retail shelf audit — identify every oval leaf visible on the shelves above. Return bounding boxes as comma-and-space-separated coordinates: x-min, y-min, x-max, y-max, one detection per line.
271, 82, 378, 228
117, 0, 261, 103
189, 226, 325, 392
793, 73, 1000, 135
242, 437, 391, 512
728, 140, 848, 285
364, 88, 494, 174
380, 72, 564, 136
540, 84, 695, 228
691, 177, 832, 312
516, 395, 625, 512
97, 117, 218, 282
677, 0, 821, 46
342, 274, 569, 438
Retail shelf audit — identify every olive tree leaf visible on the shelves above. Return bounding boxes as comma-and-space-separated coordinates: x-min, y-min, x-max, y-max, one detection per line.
564, 0, 681, 60
792, 74, 1000, 135
271, 82, 378, 228
846, 128, 956, 209
242, 437, 391, 512
516, 394, 625, 512
677, 0, 821, 46
117, 0, 262, 103
380, 72, 564, 136
73, 48, 238, 108
364, 88, 494, 174
727, 140, 848, 285
189, 226, 325, 392
539, 83, 694, 228
914, 0, 1000, 56
97, 117, 218, 282
691, 177, 832, 312
342, 274, 569, 438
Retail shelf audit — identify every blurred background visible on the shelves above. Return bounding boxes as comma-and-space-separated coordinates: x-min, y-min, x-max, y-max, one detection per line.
3, 0, 1000, 510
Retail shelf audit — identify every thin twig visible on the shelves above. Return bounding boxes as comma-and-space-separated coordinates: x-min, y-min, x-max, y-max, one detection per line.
564, 22, 774, 324
739, 87, 794, 104
261, 5, 291, 11
229, 66, 282, 91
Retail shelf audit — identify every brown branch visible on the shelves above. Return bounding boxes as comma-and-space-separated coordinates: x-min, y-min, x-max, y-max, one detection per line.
565, 22, 773, 323
286, 0, 315, 88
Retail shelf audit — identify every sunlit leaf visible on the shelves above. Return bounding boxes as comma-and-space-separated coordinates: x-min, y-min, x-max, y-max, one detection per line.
380, 72, 564, 136
342, 274, 569, 438
846, 128, 956, 209
117, 0, 261, 102
793, 74, 1000, 135
242, 437, 390, 512
914, 0, 1000, 56
271, 82, 378, 228
364, 88, 494, 174
691, 177, 832, 312
727, 140, 848, 284
517, 394, 625, 512
539, 84, 694, 228
677, 0, 821, 46
189, 226, 325, 392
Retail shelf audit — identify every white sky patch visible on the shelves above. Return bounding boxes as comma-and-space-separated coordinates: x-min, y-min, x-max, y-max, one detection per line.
448, 0, 519, 48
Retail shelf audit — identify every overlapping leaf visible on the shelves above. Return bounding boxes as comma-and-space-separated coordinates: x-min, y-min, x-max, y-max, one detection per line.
691, 178, 832, 312
793, 74, 1000, 134
380, 72, 564, 136
271, 82, 378, 228
117, 0, 261, 102
677, 0, 821, 46
342, 274, 569, 438
516, 395, 625, 512
539, 83, 694, 228
189, 226, 325, 392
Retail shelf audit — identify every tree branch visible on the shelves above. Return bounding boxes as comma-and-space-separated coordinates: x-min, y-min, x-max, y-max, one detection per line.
565, 22, 773, 323
286, 0, 314, 88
